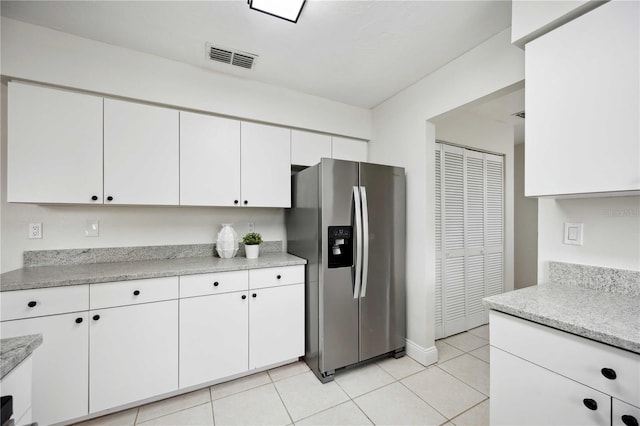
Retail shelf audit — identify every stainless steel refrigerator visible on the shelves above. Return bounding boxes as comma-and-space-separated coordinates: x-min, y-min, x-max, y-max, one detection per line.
286, 158, 406, 382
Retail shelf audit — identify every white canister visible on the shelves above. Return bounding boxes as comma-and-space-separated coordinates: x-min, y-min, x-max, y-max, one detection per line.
216, 223, 239, 258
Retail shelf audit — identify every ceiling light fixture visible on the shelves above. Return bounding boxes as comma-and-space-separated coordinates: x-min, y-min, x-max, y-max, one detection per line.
248, 0, 305, 23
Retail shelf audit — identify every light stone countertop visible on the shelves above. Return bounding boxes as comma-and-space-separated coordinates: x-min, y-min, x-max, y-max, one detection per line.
0, 334, 43, 380
483, 283, 640, 353
0, 252, 306, 292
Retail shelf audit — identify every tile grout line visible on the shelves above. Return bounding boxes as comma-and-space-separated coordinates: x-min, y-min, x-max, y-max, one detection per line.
268, 367, 296, 425
135, 401, 212, 425
447, 397, 490, 424
396, 376, 452, 422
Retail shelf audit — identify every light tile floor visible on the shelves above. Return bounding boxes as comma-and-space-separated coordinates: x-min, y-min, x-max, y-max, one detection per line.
74, 325, 490, 426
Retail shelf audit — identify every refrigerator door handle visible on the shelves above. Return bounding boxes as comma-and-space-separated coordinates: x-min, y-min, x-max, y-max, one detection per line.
353, 186, 363, 299
360, 186, 369, 298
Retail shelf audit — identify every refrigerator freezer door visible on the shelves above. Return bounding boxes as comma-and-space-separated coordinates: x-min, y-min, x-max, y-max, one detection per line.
358, 162, 406, 361
320, 159, 360, 374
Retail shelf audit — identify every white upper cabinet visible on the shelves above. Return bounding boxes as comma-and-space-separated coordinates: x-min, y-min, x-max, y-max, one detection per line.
525, 0, 639, 197
291, 130, 332, 167
104, 99, 179, 205
8, 83, 358, 207
180, 112, 241, 206
331, 136, 368, 162
510, 0, 598, 47
240, 122, 291, 208
7, 82, 103, 204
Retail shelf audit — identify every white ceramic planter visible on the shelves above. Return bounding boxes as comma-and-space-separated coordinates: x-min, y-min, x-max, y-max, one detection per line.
245, 245, 260, 259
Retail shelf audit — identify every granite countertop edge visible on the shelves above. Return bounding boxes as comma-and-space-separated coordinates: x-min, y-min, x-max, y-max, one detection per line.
0, 334, 43, 380
483, 283, 640, 354
0, 253, 307, 292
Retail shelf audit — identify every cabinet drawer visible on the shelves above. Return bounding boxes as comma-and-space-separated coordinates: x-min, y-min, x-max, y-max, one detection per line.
1, 285, 89, 321
490, 311, 640, 405
249, 266, 304, 289
90, 277, 178, 310
179, 271, 248, 298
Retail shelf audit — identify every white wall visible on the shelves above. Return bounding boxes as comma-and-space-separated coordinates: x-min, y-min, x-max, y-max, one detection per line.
514, 144, 538, 288
0, 18, 373, 273
0, 18, 371, 140
369, 28, 524, 364
538, 196, 640, 282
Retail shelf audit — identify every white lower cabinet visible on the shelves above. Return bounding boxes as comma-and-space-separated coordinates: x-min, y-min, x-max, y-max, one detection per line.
490, 310, 640, 426
0, 265, 304, 424
1, 312, 89, 426
89, 300, 179, 413
179, 291, 249, 389
0, 356, 33, 426
249, 284, 304, 369
491, 346, 610, 425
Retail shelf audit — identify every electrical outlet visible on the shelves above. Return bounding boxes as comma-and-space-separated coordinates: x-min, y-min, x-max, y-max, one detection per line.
28, 223, 42, 239
248, 222, 255, 233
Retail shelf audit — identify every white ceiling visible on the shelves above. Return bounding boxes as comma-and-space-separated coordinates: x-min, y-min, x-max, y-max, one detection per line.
0, 0, 512, 109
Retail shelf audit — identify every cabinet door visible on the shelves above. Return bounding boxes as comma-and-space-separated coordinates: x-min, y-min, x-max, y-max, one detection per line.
525, 0, 640, 196
291, 130, 331, 167
104, 99, 179, 205
491, 346, 610, 426
180, 112, 241, 206
7, 82, 103, 204
613, 399, 640, 426
179, 292, 248, 388
331, 136, 367, 162
1, 312, 89, 425
249, 284, 304, 370
89, 301, 178, 412
240, 122, 291, 207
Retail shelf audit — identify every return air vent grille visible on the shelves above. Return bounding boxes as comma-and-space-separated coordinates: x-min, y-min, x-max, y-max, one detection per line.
206, 43, 258, 70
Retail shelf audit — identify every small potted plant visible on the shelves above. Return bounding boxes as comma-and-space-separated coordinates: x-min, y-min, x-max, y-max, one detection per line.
242, 232, 263, 259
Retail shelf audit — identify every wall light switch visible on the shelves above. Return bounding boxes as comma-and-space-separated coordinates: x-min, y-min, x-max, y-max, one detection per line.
85, 220, 100, 237
564, 222, 583, 246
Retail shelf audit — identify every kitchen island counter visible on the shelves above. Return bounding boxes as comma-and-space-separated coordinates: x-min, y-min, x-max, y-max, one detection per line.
484, 282, 640, 353
0, 334, 42, 379
0, 252, 306, 292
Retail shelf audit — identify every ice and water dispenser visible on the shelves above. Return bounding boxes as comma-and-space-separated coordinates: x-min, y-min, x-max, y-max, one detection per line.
327, 226, 353, 268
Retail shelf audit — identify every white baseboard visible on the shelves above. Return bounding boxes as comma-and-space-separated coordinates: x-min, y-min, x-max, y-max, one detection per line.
405, 339, 438, 366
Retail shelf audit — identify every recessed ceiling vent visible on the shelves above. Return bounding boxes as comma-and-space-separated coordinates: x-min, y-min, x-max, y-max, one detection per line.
206, 43, 258, 70
513, 111, 525, 119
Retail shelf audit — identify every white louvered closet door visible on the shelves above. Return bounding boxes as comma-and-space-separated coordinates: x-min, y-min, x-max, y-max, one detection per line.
435, 143, 504, 339
485, 153, 505, 299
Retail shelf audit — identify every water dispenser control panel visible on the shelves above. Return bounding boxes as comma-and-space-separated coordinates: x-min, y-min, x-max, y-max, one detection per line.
328, 226, 353, 268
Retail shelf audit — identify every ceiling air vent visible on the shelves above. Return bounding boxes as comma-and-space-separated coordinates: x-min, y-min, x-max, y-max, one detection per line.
206, 43, 258, 70
513, 111, 525, 119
